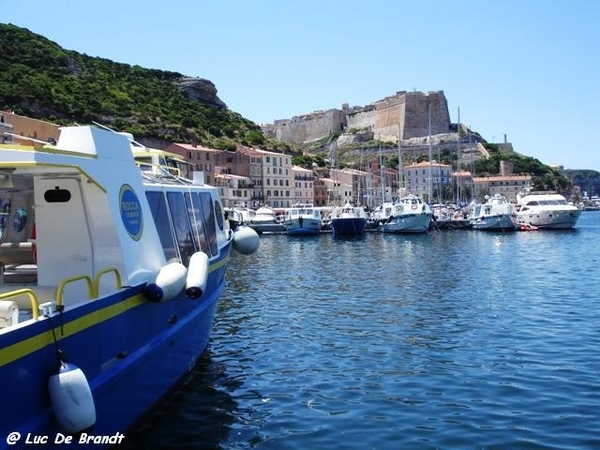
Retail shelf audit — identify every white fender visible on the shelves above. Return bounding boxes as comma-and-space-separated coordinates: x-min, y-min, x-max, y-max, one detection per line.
186, 251, 209, 299
233, 225, 260, 255
48, 361, 96, 434
144, 261, 187, 302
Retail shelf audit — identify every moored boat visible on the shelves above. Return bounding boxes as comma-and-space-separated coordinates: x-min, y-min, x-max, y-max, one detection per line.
248, 205, 285, 234
0, 125, 258, 444
515, 187, 581, 229
470, 193, 517, 231
376, 194, 432, 234
329, 202, 367, 236
283, 203, 321, 235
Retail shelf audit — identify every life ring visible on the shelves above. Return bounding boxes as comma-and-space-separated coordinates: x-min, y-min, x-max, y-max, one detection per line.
411, 204, 417, 210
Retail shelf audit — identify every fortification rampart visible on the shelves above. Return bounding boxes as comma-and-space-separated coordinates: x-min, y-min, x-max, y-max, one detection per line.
274, 109, 345, 143
269, 90, 451, 145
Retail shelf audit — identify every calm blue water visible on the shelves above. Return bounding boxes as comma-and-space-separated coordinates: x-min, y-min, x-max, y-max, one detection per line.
127, 212, 600, 449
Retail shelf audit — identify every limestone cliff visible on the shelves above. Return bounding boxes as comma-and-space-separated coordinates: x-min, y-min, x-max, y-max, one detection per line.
176, 77, 227, 109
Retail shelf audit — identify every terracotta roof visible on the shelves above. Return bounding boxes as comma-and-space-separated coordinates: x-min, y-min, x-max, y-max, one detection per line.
473, 175, 531, 182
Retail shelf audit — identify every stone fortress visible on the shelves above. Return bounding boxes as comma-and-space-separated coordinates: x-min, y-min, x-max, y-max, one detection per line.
264, 90, 453, 145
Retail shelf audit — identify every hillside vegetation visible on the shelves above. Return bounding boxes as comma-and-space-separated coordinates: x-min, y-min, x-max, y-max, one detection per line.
0, 23, 291, 151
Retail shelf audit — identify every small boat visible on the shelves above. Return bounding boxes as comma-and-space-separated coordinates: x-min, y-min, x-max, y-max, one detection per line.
469, 193, 517, 231
329, 202, 367, 236
0, 125, 258, 441
431, 204, 472, 230
515, 187, 582, 229
376, 194, 433, 234
283, 203, 321, 235
248, 205, 285, 234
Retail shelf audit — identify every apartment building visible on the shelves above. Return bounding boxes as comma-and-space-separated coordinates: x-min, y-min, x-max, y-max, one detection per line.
292, 165, 315, 204
164, 142, 219, 186
253, 149, 293, 208
404, 161, 452, 202
472, 175, 532, 202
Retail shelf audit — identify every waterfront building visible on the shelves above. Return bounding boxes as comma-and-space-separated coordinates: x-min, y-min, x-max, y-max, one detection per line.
237, 146, 266, 207
253, 148, 293, 209
292, 165, 315, 205
165, 142, 219, 186
313, 177, 329, 207
328, 168, 373, 207
472, 175, 532, 202
404, 161, 452, 203
452, 170, 474, 205
214, 172, 253, 207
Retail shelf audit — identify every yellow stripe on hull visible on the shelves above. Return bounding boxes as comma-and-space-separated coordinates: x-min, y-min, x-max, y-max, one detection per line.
0, 293, 145, 368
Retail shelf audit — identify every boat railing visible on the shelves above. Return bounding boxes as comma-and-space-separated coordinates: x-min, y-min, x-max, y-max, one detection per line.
55, 275, 94, 311
93, 267, 122, 298
0, 267, 124, 328
0, 288, 40, 320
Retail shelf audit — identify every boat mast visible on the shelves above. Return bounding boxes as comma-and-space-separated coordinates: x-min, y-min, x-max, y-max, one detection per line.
428, 99, 433, 203
358, 147, 363, 206
398, 123, 404, 197
379, 145, 383, 202
456, 106, 461, 205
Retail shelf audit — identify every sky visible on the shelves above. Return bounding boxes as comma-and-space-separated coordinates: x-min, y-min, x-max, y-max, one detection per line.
3, 0, 599, 171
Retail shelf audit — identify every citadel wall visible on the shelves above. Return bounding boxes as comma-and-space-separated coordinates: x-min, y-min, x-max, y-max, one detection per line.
270, 91, 451, 145
274, 109, 345, 143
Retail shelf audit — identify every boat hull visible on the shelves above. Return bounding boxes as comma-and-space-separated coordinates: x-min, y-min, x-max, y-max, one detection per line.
515, 209, 581, 229
378, 213, 432, 233
0, 245, 230, 446
471, 214, 517, 231
248, 222, 285, 234
330, 217, 367, 236
285, 218, 321, 235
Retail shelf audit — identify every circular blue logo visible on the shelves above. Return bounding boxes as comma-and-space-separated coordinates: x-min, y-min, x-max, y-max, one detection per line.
119, 184, 143, 240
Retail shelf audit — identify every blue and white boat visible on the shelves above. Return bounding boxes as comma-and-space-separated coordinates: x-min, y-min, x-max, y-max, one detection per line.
283, 204, 321, 236
376, 194, 432, 234
329, 202, 367, 236
0, 125, 258, 447
469, 193, 517, 231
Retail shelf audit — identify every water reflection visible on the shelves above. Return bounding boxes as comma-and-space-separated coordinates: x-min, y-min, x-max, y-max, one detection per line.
130, 214, 600, 449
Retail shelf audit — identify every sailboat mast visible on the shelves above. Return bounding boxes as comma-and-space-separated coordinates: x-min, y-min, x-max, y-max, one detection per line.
397, 123, 403, 196
380, 145, 385, 203
456, 106, 461, 205
428, 99, 433, 203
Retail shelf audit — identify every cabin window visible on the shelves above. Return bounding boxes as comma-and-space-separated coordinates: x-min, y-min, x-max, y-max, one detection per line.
214, 200, 224, 231
186, 192, 217, 256
184, 192, 211, 256
146, 191, 178, 262
167, 192, 196, 266
197, 192, 218, 256
44, 188, 71, 203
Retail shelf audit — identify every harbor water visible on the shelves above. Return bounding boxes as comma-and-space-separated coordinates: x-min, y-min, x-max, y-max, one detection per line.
127, 212, 600, 449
